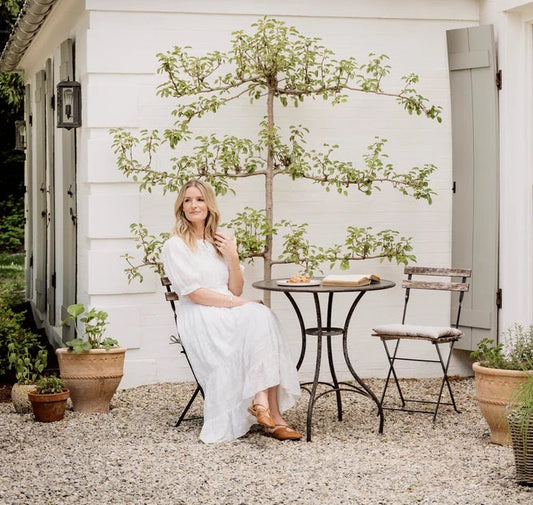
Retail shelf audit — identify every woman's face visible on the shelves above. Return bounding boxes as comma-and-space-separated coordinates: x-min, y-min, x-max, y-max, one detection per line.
182, 186, 208, 226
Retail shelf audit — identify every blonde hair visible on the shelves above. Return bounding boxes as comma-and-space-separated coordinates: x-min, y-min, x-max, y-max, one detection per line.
172, 179, 221, 252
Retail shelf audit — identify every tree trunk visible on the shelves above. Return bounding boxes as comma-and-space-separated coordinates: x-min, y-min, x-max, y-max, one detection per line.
263, 87, 275, 306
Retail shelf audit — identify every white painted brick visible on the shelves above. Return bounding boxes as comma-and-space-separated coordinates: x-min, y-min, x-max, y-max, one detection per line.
87, 249, 157, 294
120, 356, 158, 389
105, 305, 142, 349
87, 194, 140, 238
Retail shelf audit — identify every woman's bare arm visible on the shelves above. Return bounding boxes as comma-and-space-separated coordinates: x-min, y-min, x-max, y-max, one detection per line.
187, 288, 251, 307
214, 232, 244, 296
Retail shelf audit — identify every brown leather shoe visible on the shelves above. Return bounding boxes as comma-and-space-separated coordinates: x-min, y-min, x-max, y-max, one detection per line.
264, 424, 303, 441
247, 403, 275, 428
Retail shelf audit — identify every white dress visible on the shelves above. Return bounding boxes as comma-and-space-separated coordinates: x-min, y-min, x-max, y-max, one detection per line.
161, 236, 301, 443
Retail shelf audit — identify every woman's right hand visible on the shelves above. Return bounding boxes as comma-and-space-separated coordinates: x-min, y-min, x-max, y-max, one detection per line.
232, 297, 262, 307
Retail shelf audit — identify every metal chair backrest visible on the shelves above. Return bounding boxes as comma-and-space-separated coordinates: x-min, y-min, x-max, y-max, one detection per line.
160, 276, 201, 386
401, 267, 472, 328
160, 276, 204, 425
161, 275, 179, 326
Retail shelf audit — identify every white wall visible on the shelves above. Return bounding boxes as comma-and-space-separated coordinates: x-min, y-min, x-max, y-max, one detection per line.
21, 0, 482, 388
80, 0, 481, 387
480, 1, 533, 332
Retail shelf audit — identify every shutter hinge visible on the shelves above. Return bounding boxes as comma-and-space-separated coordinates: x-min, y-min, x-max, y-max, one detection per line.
51, 272, 56, 288
496, 70, 502, 90
496, 288, 502, 309
29, 255, 33, 268
29, 114, 33, 126
50, 94, 55, 110
452, 181, 456, 193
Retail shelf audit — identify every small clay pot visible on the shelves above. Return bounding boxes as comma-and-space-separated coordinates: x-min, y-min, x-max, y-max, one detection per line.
28, 389, 70, 422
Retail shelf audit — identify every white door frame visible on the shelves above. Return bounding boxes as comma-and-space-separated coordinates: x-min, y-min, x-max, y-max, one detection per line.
498, 3, 533, 329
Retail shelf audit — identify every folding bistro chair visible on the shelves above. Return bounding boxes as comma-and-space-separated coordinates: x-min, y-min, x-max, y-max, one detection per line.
161, 276, 204, 427
372, 266, 471, 421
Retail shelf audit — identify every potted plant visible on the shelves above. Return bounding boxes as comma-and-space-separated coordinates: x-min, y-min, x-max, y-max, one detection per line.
8, 343, 47, 414
471, 324, 533, 445
1, 301, 47, 413
507, 371, 533, 485
56, 303, 126, 412
27, 375, 69, 422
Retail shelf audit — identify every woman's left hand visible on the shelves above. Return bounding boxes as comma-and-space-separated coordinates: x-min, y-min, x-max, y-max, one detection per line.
214, 232, 238, 260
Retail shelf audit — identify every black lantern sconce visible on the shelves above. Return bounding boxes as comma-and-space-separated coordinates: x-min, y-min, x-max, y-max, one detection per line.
14, 120, 26, 151
57, 80, 81, 129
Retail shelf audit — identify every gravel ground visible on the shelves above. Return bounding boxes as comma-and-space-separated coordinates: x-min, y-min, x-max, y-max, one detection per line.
0, 377, 532, 505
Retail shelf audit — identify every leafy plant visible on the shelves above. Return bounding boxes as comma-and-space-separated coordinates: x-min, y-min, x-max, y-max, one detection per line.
471, 325, 533, 370
470, 338, 508, 369
34, 375, 65, 395
0, 301, 44, 380
8, 344, 47, 384
508, 373, 533, 455
61, 303, 118, 353
111, 17, 442, 300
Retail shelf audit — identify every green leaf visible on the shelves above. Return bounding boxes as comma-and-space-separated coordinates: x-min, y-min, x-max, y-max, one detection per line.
67, 303, 85, 318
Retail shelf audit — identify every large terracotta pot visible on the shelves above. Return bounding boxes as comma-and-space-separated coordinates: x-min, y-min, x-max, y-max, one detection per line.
28, 389, 70, 422
11, 383, 36, 413
473, 362, 530, 445
56, 347, 126, 412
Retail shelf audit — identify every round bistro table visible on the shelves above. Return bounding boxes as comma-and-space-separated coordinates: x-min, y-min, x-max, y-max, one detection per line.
252, 278, 395, 442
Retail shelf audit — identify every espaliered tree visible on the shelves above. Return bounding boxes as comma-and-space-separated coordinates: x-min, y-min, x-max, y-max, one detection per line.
112, 17, 442, 303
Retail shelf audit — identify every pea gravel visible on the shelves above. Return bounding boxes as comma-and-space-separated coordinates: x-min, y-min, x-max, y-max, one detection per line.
1, 378, 532, 505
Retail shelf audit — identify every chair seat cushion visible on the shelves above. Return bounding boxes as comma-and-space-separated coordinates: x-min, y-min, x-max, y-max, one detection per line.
372, 323, 463, 340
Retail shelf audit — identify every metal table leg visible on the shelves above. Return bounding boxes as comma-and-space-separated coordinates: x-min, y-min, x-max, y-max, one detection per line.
286, 290, 384, 441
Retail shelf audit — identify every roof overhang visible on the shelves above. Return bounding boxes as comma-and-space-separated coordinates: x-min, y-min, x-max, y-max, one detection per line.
0, 0, 59, 72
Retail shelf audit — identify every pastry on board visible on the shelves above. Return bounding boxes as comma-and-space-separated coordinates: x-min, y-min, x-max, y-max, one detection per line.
286, 275, 311, 284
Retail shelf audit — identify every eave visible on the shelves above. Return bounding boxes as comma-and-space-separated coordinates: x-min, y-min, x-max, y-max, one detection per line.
0, 0, 59, 72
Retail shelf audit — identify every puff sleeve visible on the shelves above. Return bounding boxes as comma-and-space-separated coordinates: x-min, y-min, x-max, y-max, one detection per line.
161, 236, 203, 296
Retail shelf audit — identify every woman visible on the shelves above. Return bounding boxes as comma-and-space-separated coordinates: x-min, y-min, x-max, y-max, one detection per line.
161, 179, 302, 443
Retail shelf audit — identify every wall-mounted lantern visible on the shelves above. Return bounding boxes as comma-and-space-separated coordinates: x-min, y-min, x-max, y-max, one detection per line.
14, 119, 26, 151
57, 80, 81, 129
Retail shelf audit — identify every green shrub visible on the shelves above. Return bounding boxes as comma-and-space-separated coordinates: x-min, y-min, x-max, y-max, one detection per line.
0, 279, 25, 308
0, 302, 45, 381
0, 252, 25, 309
0, 196, 24, 253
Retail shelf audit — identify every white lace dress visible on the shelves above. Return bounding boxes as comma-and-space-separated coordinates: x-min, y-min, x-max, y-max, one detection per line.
161, 236, 301, 443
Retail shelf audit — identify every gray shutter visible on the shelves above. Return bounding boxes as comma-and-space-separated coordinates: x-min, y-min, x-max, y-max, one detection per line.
45, 58, 56, 325
60, 39, 77, 342
34, 70, 47, 314
24, 84, 33, 300
447, 25, 499, 350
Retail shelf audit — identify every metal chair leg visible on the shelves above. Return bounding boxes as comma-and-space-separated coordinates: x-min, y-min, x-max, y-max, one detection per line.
432, 341, 460, 421
380, 338, 406, 407
379, 337, 461, 421
174, 385, 202, 427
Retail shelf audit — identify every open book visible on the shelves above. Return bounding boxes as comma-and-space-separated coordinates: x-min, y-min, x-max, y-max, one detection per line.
321, 274, 381, 287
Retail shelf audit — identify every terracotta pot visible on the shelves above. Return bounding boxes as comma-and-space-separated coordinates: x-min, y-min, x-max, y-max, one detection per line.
28, 389, 70, 422
473, 362, 530, 445
11, 383, 36, 413
56, 347, 126, 412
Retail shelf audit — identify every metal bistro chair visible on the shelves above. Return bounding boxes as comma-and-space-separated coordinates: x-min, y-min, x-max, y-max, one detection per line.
372, 266, 471, 421
161, 276, 204, 427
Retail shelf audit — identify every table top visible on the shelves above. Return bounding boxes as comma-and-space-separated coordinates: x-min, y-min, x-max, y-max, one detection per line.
252, 278, 396, 293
